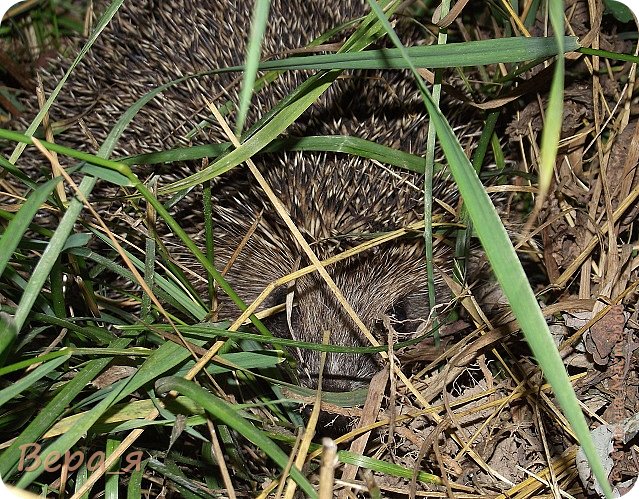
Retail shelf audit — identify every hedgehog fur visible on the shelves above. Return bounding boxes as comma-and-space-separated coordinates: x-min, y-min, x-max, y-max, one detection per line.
17, 0, 466, 392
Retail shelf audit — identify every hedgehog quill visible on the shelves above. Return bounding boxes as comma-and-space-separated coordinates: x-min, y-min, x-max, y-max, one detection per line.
17, 0, 468, 394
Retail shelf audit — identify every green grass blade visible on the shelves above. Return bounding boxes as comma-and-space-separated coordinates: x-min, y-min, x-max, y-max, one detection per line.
0, 177, 61, 277
422, 0, 450, 341
10, 176, 97, 332
251, 36, 580, 70
579, 46, 639, 64
127, 460, 145, 499
0, 313, 17, 367
123, 135, 429, 173
105, 438, 121, 499
0, 354, 71, 409
0, 155, 37, 189
235, 0, 270, 135
0, 129, 132, 174
538, 1, 565, 200
337, 450, 440, 484
115, 342, 194, 402
122, 322, 433, 355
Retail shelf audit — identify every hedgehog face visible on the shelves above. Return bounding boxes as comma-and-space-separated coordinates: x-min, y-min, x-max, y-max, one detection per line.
262, 249, 430, 392
212, 153, 444, 392
211, 148, 453, 393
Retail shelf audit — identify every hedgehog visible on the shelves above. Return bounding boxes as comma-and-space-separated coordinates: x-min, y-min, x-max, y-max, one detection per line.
14, 0, 466, 393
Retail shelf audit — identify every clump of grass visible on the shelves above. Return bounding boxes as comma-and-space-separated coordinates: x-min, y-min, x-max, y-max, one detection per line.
0, 0, 636, 497
1, 0, 87, 56
1, 1, 88, 122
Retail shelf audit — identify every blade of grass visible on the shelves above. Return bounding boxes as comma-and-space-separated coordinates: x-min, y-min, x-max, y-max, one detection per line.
423, 0, 450, 343
235, 0, 270, 135
0, 313, 17, 368
105, 438, 121, 499
579, 46, 639, 64
249, 35, 580, 71
120, 320, 437, 355
336, 450, 441, 485
145, 458, 211, 497
535, 0, 565, 219
455, 111, 501, 280
9, 175, 97, 332
0, 354, 71, 409
0, 177, 61, 278
122, 135, 430, 173
126, 460, 145, 499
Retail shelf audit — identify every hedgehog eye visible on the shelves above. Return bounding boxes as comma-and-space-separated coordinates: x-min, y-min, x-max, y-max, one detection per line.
387, 300, 407, 323
380, 299, 412, 335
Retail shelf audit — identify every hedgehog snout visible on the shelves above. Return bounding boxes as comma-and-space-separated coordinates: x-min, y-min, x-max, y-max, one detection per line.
296, 350, 380, 392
